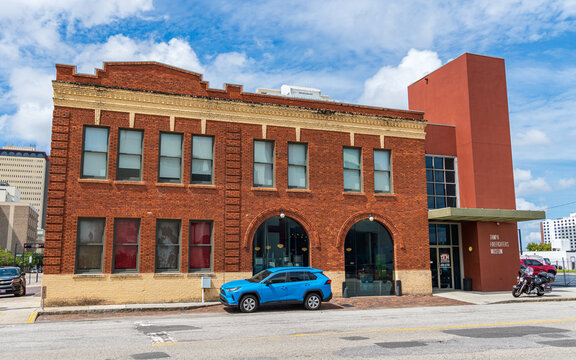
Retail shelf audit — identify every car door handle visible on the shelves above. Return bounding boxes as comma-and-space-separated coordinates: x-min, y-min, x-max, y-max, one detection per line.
305, 284, 310, 287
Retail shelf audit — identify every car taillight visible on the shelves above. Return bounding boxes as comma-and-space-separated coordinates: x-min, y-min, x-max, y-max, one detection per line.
325, 280, 331, 285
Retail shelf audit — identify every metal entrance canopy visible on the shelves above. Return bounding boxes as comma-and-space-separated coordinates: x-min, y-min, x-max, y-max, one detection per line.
428, 208, 546, 222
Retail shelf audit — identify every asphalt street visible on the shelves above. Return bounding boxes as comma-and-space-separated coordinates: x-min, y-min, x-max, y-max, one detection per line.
2, 300, 576, 359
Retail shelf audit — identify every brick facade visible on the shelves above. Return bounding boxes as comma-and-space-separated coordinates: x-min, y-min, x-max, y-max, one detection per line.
44, 62, 431, 305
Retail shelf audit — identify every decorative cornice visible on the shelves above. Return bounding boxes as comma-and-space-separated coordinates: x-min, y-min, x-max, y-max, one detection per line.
53, 81, 427, 139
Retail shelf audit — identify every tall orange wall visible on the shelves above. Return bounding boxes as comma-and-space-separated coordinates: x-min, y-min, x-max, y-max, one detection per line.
409, 53, 516, 209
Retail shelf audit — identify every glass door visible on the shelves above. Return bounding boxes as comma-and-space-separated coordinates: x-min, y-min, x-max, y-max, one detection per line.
438, 248, 453, 288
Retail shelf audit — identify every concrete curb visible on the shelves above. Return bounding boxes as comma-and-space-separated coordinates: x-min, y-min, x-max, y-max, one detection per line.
37, 302, 220, 316
491, 297, 576, 305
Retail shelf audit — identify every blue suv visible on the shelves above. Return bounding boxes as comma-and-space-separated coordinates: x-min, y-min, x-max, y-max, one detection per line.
220, 267, 332, 313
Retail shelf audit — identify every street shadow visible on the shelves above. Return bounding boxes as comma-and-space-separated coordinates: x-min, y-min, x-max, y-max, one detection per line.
222, 302, 343, 314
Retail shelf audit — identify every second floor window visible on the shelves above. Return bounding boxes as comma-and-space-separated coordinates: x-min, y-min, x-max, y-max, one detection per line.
159, 133, 183, 183
82, 127, 109, 179
426, 155, 457, 209
253, 140, 274, 187
117, 129, 143, 181
191, 136, 214, 184
288, 143, 308, 189
343, 147, 362, 192
374, 150, 391, 193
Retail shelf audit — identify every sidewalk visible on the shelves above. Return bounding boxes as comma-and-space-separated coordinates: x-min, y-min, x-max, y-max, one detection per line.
15, 285, 576, 324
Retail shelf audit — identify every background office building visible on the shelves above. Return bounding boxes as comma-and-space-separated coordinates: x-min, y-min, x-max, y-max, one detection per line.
541, 213, 576, 251
0, 146, 49, 229
43, 54, 543, 306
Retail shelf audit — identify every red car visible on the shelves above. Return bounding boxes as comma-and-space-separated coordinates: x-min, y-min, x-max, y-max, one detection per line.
520, 259, 557, 275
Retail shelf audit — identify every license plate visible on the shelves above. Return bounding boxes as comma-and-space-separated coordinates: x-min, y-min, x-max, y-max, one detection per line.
0, 290, 6, 294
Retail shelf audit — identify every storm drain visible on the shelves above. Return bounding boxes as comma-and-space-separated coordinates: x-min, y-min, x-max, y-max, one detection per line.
131, 352, 170, 359
375, 341, 427, 348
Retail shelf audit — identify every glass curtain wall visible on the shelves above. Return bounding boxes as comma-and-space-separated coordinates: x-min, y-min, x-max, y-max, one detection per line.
252, 216, 309, 274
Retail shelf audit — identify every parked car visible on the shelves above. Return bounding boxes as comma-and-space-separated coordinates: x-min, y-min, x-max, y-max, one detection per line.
0, 266, 26, 297
520, 259, 557, 275
220, 267, 332, 313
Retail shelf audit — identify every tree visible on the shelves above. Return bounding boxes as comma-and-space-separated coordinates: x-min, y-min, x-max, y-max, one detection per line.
0, 248, 14, 266
526, 242, 552, 251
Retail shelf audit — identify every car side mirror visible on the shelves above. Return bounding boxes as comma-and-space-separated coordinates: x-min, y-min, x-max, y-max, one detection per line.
264, 280, 271, 286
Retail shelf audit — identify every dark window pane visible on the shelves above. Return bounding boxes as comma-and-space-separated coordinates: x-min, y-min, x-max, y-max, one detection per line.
114, 245, 138, 269
288, 271, 306, 282
435, 183, 445, 195
437, 225, 449, 245
428, 196, 435, 209
76, 246, 103, 270
446, 184, 456, 196
445, 171, 455, 183
436, 196, 446, 208
434, 170, 444, 182
427, 183, 434, 196
190, 247, 211, 269
451, 225, 460, 245
447, 197, 457, 207
426, 170, 434, 182
433, 157, 444, 169
190, 222, 211, 245
444, 158, 454, 170
115, 219, 139, 244
429, 224, 437, 245
306, 272, 317, 281
425, 156, 433, 169
269, 273, 286, 283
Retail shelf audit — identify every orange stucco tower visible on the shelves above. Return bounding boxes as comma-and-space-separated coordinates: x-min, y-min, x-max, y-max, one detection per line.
409, 53, 539, 291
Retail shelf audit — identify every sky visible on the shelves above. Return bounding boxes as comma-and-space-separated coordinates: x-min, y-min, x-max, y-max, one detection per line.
1, 0, 575, 245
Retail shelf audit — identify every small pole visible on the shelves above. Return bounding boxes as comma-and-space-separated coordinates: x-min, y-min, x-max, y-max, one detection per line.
202, 288, 205, 304
518, 229, 523, 255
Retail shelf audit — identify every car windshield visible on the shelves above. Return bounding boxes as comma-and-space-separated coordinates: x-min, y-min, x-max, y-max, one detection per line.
0, 268, 19, 277
247, 270, 272, 283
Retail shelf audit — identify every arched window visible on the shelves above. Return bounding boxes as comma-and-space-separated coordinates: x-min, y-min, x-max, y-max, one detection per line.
252, 216, 309, 274
344, 219, 394, 296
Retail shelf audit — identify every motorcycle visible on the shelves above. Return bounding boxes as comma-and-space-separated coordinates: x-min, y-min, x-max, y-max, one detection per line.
512, 266, 554, 297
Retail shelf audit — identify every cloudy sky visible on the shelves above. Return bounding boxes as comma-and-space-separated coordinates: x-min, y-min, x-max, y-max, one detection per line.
1, 0, 575, 245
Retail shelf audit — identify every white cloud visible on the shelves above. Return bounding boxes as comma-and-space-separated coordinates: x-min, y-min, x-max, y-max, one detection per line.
358, 49, 442, 109
74, 36, 205, 75
1, 68, 54, 149
514, 169, 533, 182
558, 178, 576, 189
513, 129, 550, 146
516, 197, 547, 211
0, 0, 154, 67
514, 168, 552, 196
525, 231, 543, 244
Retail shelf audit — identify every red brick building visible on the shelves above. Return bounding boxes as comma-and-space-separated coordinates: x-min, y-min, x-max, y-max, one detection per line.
44, 53, 543, 305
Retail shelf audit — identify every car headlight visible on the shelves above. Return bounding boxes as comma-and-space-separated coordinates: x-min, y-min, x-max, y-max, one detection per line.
227, 287, 241, 292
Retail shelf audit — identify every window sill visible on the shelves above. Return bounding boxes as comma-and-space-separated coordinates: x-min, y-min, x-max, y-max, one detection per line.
286, 189, 311, 193
110, 273, 142, 279
155, 183, 185, 188
343, 192, 366, 196
78, 179, 112, 185
73, 274, 106, 279
251, 187, 278, 192
187, 272, 215, 277
113, 181, 146, 186
153, 273, 184, 278
188, 184, 217, 189
374, 193, 395, 197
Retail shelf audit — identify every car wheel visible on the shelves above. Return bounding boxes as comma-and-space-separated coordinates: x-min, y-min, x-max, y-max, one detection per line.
239, 295, 258, 313
304, 293, 321, 310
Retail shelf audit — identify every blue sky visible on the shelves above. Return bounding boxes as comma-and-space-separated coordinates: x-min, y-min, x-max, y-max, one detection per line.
1, 0, 575, 244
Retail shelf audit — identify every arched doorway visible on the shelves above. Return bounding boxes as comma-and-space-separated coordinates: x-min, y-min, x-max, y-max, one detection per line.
252, 216, 309, 274
344, 219, 394, 296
